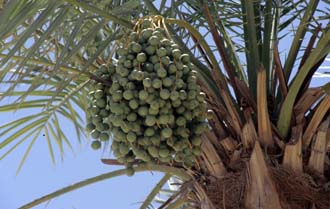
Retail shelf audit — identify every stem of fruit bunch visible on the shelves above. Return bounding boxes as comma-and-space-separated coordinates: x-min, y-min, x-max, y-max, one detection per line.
18, 165, 190, 209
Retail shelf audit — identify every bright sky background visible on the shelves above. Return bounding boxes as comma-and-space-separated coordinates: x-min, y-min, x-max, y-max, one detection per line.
0, 1, 329, 209
0, 111, 164, 209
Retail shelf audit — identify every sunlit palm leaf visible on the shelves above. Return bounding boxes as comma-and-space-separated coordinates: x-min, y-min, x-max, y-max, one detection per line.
140, 173, 172, 209
18, 165, 189, 209
0, 88, 86, 169
0, 0, 141, 170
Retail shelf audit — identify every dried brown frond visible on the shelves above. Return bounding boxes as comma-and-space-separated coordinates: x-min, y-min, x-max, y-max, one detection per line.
245, 142, 282, 209
201, 133, 226, 177
257, 67, 273, 146
303, 96, 330, 149
273, 41, 288, 98
219, 136, 237, 155
294, 87, 324, 123
283, 125, 303, 173
308, 117, 330, 175
241, 117, 258, 149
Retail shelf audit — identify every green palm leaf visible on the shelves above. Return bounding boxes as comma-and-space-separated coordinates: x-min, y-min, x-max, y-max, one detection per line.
0, 0, 138, 170
18, 165, 189, 209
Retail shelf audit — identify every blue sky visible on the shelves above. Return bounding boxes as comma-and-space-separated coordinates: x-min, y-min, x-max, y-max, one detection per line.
0, 122, 164, 209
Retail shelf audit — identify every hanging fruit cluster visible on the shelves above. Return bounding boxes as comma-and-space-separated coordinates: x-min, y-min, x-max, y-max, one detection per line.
86, 16, 211, 174
86, 64, 115, 149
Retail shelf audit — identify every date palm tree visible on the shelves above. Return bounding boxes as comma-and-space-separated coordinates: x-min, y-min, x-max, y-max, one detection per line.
0, 0, 329, 209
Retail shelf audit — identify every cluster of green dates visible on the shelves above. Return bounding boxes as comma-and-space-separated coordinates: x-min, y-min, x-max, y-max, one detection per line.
86, 64, 115, 148
87, 21, 211, 175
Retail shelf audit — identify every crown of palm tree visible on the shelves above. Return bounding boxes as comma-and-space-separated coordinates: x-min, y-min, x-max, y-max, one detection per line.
0, 1, 329, 209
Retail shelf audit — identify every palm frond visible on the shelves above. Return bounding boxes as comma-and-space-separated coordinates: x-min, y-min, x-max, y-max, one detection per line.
0, 0, 139, 169
139, 173, 172, 209
277, 27, 330, 138
283, 0, 320, 81
0, 80, 88, 170
18, 164, 189, 209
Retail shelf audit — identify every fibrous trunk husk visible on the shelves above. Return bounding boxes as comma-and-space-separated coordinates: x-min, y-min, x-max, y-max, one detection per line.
200, 132, 330, 209
244, 141, 282, 209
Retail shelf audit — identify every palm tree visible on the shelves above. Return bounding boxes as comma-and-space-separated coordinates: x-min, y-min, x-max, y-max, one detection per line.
1, 0, 330, 208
